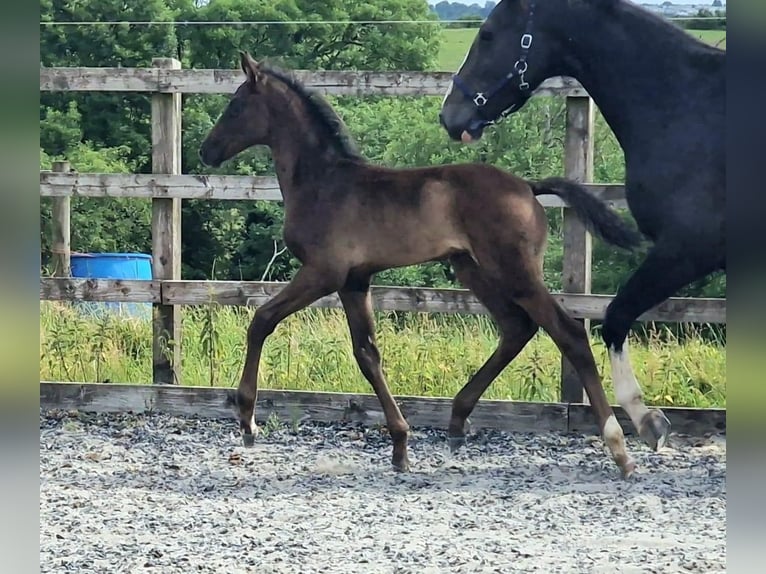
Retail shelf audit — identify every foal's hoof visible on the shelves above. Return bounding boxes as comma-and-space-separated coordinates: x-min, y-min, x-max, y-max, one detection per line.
620, 458, 638, 480
393, 458, 411, 473
639, 409, 671, 451
242, 433, 255, 448
447, 434, 466, 453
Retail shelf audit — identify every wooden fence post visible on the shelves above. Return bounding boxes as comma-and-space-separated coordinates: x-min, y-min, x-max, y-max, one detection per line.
51, 161, 71, 278
151, 57, 182, 385
560, 96, 594, 403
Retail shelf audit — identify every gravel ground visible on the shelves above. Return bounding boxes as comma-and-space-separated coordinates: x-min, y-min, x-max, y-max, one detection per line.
40, 409, 726, 574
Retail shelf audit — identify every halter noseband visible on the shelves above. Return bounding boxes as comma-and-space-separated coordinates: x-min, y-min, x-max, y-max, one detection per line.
451, 0, 537, 131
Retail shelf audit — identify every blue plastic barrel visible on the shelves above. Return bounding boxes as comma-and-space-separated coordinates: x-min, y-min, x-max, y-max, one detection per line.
70, 253, 153, 319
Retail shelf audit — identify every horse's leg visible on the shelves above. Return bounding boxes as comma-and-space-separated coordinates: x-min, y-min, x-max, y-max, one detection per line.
512, 281, 636, 478
602, 242, 721, 451
447, 255, 538, 450
338, 278, 411, 471
234, 265, 343, 446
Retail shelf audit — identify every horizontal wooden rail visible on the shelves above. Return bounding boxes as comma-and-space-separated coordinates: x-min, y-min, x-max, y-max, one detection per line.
40, 278, 727, 324
40, 67, 588, 97
39, 171, 629, 209
39, 382, 726, 438
40, 278, 162, 303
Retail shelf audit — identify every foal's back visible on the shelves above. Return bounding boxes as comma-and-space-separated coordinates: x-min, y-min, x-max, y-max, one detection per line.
367, 160, 544, 230
311, 160, 548, 272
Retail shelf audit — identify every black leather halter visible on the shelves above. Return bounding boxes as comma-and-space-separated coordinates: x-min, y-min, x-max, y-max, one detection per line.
450, 0, 537, 131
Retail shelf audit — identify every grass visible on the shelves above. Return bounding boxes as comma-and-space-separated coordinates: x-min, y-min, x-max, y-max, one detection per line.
686, 29, 727, 49
40, 301, 726, 409
437, 28, 477, 71
436, 28, 726, 71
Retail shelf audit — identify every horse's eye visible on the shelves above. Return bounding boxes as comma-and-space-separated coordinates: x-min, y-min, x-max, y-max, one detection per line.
479, 29, 493, 42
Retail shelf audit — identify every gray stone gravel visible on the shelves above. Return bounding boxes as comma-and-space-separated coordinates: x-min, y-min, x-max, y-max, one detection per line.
40, 409, 725, 574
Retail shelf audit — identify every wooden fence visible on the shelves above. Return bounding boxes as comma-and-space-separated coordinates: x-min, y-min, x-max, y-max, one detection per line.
39, 60, 726, 404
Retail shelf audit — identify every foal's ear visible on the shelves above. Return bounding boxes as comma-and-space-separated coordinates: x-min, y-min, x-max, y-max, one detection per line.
239, 50, 262, 85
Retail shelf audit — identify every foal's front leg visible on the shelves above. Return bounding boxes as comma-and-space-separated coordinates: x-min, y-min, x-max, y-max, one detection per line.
234, 266, 342, 446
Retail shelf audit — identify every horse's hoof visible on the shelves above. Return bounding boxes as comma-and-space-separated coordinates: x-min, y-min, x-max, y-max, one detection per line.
447, 435, 466, 453
393, 457, 411, 473
621, 458, 638, 480
242, 433, 255, 448
639, 409, 671, 451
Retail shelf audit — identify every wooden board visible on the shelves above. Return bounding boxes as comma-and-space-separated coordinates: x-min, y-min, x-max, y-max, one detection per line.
160, 280, 726, 324
38, 172, 628, 209
37, 381, 557, 435
39, 382, 725, 437
40, 67, 588, 98
567, 403, 727, 438
40, 278, 161, 303
38, 278, 726, 323
150, 57, 183, 386
39, 172, 284, 202
560, 96, 595, 403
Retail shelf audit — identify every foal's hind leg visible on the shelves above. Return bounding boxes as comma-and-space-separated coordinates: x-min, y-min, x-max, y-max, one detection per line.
448, 256, 538, 450
602, 242, 721, 451
338, 278, 411, 471
513, 282, 636, 478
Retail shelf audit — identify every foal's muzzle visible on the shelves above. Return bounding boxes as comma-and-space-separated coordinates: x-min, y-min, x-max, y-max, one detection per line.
198, 144, 223, 168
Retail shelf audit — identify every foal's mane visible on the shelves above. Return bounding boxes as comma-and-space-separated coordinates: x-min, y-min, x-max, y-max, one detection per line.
260, 63, 367, 162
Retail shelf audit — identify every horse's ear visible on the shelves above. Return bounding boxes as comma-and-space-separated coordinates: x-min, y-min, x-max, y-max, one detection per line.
239, 50, 262, 84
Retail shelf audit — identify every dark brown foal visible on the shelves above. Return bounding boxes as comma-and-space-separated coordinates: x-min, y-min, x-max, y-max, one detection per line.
199, 51, 643, 477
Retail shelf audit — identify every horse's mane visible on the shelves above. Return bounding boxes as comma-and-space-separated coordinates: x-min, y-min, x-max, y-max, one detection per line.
261, 63, 366, 162
584, 0, 725, 56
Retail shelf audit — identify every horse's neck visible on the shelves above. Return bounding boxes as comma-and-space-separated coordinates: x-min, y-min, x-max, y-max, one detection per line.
556, 6, 713, 154
269, 119, 338, 205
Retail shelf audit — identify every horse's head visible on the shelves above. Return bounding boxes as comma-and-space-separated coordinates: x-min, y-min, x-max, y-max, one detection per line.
439, 0, 576, 142
199, 51, 275, 168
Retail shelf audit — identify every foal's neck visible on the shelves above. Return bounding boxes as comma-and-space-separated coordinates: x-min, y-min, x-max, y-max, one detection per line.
553, 3, 723, 152
267, 103, 348, 208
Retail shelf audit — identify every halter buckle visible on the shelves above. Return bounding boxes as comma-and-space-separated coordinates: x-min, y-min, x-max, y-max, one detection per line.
520, 34, 533, 50
473, 93, 488, 107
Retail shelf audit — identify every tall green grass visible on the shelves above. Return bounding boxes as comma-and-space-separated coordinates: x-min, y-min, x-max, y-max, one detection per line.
40, 301, 725, 408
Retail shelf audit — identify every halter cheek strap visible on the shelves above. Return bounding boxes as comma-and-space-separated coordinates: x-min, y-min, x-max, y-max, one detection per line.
451, 0, 537, 130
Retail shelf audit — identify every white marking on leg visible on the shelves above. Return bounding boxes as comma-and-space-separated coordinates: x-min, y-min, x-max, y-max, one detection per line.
441, 47, 471, 107
603, 414, 624, 447
609, 339, 650, 433
602, 414, 634, 476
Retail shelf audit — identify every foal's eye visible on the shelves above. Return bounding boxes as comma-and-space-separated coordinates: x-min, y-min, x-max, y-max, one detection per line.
479, 29, 493, 42
226, 99, 244, 117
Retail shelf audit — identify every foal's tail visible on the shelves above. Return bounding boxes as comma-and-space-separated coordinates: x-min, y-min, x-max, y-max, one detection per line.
530, 176, 644, 250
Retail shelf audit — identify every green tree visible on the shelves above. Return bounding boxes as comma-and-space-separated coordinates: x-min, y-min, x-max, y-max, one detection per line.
40, 0, 179, 172
177, 0, 441, 71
